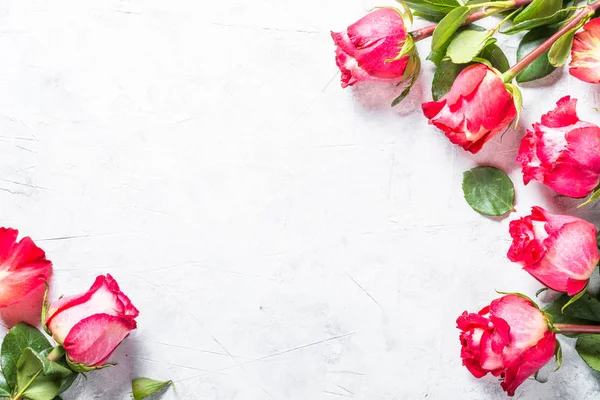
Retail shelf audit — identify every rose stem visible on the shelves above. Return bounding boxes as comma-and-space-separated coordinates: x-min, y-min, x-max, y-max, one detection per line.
47, 346, 65, 362
554, 323, 600, 334
409, 0, 534, 42
502, 0, 600, 82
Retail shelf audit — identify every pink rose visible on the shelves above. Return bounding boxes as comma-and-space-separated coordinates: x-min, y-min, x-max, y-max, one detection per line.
508, 207, 599, 295
331, 8, 410, 88
517, 96, 600, 198
570, 18, 600, 84
45, 274, 139, 367
422, 64, 517, 154
457, 294, 556, 397
0, 227, 52, 308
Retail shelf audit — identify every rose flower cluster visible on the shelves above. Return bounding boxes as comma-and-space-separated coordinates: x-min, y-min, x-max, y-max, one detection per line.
333, 1, 600, 397
0, 228, 169, 400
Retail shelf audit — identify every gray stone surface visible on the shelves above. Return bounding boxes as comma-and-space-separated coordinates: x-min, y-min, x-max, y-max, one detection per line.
0, 0, 599, 399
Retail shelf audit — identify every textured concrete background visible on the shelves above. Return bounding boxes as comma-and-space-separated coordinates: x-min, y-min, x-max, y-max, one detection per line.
0, 0, 600, 399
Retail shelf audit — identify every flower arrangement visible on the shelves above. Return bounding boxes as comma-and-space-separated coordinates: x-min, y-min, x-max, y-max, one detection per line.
333, 0, 600, 397
0, 229, 171, 400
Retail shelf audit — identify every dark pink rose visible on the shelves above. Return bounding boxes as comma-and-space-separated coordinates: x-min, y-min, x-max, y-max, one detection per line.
0, 227, 52, 308
422, 64, 517, 153
517, 96, 600, 198
331, 8, 410, 88
458, 294, 556, 397
508, 207, 599, 295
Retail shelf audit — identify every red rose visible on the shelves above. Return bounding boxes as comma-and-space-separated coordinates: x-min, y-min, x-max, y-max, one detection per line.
331, 8, 410, 88
45, 274, 139, 367
457, 294, 556, 397
0, 227, 52, 308
517, 96, 600, 198
422, 64, 517, 154
508, 207, 599, 295
570, 18, 600, 84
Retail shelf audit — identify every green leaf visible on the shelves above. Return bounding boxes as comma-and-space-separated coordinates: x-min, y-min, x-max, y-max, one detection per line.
132, 378, 173, 400
462, 166, 515, 216
413, 10, 443, 22
0, 372, 10, 398
516, 28, 557, 83
559, 293, 600, 322
576, 334, 600, 372
431, 60, 468, 101
1, 323, 52, 390
544, 294, 600, 325
513, 0, 562, 25
403, 0, 462, 18
447, 29, 495, 64
549, 25, 578, 67
429, 6, 470, 65
15, 348, 73, 400
38, 348, 78, 396
479, 44, 510, 73
503, 7, 577, 35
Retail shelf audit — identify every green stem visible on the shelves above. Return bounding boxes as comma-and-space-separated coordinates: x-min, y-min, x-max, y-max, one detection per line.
409, 0, 533, 42
502, 1, 600, 82
554, 323, 600, 334
46, 346, 65, 362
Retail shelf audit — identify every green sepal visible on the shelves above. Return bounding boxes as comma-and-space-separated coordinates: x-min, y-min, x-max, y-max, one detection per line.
14, 347, 73, 400
41, 281, 51, 336
554, 340, 563, 371
536, 287, 549, 297
562, 283, 589, 313
503, 83, 522, 127
391, 54, 421, 106
578, 182, 600, 208
65, 357, 114, 373
388, 34, 416, 63
392, 1, 414, 29
132, 378, 173, 400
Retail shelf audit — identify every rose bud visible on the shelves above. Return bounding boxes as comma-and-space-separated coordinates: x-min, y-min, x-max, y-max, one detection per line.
570, 18, 600, 84
457, 294, 557, 397
517, 96, 600, 198
45, 274, 139, 368
331, 8, 413, 88
422, 64, 518, 154
0, 227, 52, 308
508, 206, 599, 295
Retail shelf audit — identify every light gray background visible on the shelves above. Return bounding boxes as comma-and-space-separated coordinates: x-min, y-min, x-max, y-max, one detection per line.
0, 0, 599, 399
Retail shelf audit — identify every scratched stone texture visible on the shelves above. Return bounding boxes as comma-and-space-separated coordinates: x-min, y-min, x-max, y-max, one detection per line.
0, 0, 600, 399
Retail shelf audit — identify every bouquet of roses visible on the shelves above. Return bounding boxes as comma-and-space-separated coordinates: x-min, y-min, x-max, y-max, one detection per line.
333, 0, 600, 397
0, 228, 171, 400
